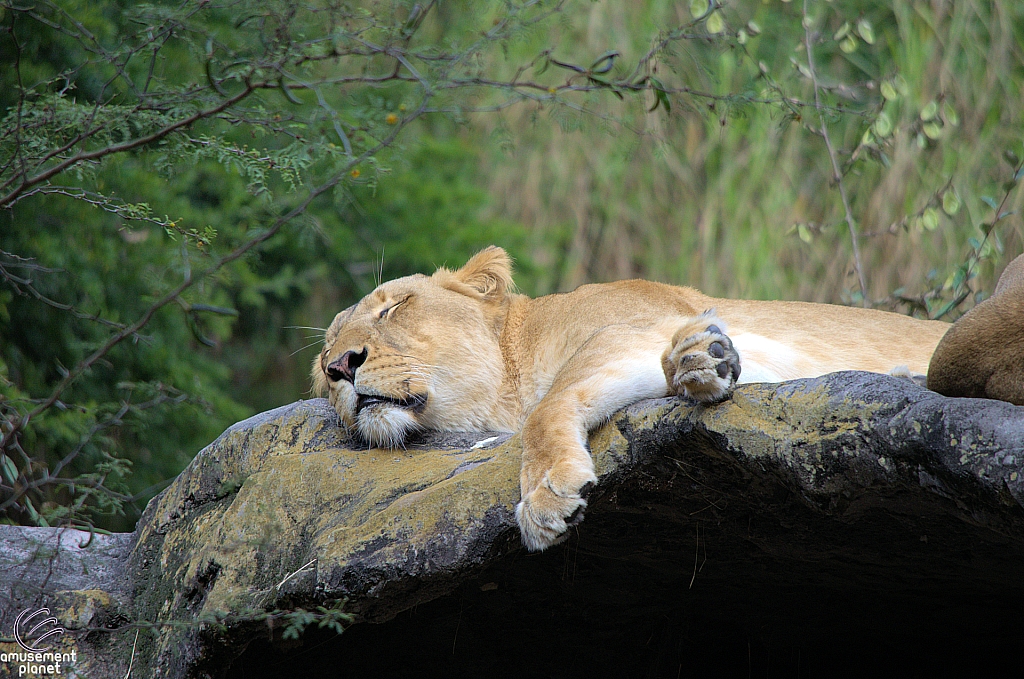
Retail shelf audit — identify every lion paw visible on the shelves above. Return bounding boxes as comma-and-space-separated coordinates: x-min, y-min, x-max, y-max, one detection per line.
515, 464, 597, 552
663, 315, 741, 403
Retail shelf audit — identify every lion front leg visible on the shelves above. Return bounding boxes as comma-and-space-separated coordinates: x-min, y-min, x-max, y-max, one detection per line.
515, 326, 670, 551
516, 404, 598, 552
662, 310, 741, 402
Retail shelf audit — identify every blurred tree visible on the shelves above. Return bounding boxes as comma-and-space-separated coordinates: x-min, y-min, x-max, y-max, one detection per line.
477, 0, 1024, 305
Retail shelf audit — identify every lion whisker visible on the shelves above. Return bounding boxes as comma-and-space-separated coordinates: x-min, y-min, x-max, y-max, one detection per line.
394, 354, 443, 368
290, 340, 324, 357
396, 367, 432, 375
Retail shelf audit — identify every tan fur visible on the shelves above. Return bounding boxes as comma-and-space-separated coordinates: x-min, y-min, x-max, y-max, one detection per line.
314, 246, 950, 550
927, 253, 1024, 405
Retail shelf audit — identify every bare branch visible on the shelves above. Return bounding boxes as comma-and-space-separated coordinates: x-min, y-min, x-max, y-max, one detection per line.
0, 250, 140, 334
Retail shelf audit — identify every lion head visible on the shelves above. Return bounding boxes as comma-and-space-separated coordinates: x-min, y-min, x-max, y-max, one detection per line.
312, 246, 517, 447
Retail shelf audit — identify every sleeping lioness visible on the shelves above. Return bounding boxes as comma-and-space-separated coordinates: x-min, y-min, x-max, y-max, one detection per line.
313, 246, 950, 551
928, 252, 1024, 405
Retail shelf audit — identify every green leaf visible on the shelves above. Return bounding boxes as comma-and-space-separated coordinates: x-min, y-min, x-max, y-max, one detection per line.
951, 265, 967, 291
978, 239, 995, 259
590, 50, 619, 74
737, 29, 748, 45
657, 88, 671, 113
689, 0, 709, 19
706, 11, 725, 34
649, 78, 671, 114
588, 76, 624, 98
920, 101, 938, 121
856, 19, 875, 45
922, 122, 942, 139
797, 223, 813, 243
834, 22, 851, 41
942, 190, 960, 216
922, 207, 940, 231
894, 74, 909, 95
873, 112, 892, 138
931, 298, 960, 320
839, 35, 858, 53
981, 195, 999, 210
1, 454, 18, 484
943, 102, 959, 126
1003, 149, 1020, 166
880, 81, 898, 101
746, 21, 761, 36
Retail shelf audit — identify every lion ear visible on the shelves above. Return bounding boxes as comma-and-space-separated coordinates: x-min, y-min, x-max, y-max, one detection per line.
433, 246, 514, 303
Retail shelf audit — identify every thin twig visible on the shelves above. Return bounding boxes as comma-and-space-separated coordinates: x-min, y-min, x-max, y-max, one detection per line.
0, 82, 256, 209
275, 558, 317, 590
1, 87, 433, 500
803, 0, 868, 305
123, 629, 139, 679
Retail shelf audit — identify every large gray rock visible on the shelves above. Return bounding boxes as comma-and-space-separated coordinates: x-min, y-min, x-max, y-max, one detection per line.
2, 372, 1023, 678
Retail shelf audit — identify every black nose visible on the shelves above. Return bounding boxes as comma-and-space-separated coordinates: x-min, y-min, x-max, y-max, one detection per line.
326, 348, 367, 383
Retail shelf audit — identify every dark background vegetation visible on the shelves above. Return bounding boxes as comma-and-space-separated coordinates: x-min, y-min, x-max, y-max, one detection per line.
1, 0, 1022, 532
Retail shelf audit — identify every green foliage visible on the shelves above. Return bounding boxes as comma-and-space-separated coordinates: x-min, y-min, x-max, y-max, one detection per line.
0, 0, 556, 528
1, 0, 692, 529
153, 598, 352, 638
2, 0, 1022, 533
473, 0, 1023, 305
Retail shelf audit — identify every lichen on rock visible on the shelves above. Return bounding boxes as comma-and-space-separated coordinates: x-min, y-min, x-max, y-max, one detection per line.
2, 372, 1023, 678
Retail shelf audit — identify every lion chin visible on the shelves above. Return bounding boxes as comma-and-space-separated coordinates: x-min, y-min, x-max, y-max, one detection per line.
314, 245, 960, 552
352, 394, 426, 448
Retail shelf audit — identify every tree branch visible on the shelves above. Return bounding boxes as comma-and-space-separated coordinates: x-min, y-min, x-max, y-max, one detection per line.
803, 0, 868, 305
0, 82, 256, 209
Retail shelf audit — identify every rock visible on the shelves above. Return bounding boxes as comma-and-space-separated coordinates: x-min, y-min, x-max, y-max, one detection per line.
0, 526, 133, 678
1, 372, 1023, 678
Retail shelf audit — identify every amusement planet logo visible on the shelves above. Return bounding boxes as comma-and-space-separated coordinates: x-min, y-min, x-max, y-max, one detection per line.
1, 608, 76, 676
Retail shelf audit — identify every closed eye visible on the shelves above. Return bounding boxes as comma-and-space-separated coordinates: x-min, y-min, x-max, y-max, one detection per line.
379, 295, 411, 320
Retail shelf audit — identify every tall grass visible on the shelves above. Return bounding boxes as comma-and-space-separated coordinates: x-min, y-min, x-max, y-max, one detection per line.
471, 0, 1024, 309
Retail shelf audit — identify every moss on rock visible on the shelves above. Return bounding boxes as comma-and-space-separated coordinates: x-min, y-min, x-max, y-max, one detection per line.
3, 372, 1023, 678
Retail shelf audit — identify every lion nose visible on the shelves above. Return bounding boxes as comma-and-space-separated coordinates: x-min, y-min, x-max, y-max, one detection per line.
325, 348, 367, 383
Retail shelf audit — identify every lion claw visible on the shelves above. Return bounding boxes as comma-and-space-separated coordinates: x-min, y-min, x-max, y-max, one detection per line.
516, 467, 597, 551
